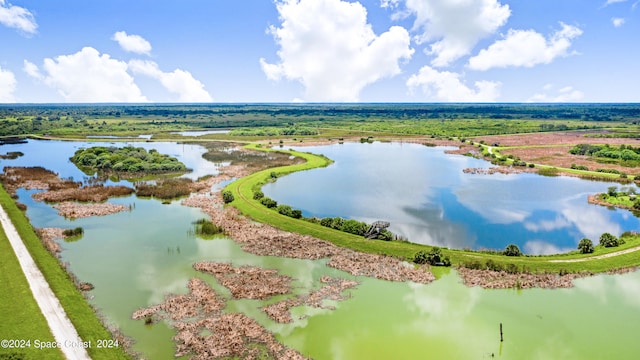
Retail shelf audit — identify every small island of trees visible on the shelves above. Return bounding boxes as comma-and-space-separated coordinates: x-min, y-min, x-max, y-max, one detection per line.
71, 146, 187, 174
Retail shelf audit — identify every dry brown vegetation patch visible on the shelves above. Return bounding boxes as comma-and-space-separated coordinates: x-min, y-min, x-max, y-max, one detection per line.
329, 251, 434, 283
183, 193, 433, 284
173, 314, 305, 360
52, 202, 129, 219
471, 131, 640, 175
132, 278, 304, 360
134, 178, 208, 199
35, 227, 64, 254
33, 184, 133, 202
474, 131, 640, 147
262, 276, 358, 323
457, 268, 588, 289
1, 166, 79, 194
193, 262, 292, 300
463, 167, 527, 175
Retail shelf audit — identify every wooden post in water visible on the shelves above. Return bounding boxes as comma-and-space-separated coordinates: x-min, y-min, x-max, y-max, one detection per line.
500, 323, 503, 342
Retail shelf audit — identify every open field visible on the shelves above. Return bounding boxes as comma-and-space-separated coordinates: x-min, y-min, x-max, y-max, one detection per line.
476, 131, 640, 175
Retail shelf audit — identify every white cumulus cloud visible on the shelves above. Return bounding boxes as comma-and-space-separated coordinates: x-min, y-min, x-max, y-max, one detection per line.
604, 0, 627, 6
22, 59, 42, 79
407, 65, 500, 102
0, 0, 37, 34
112, 31, 152, 55
528, 84, 584, 102
25, 47, 147, 102
612, 17, 626, 27
394, 0, 511, 67
468, 23, 583, 71
0, 65, 17, 102
260, 0, 414, 102
128, 60, 212, 102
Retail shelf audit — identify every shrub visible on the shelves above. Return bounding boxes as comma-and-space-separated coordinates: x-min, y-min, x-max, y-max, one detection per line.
570, 164, 589, 171
276, 204, 293, 217
320, 217, 333, 227
194, 218, 224, 236
291, 209, 303, 219
63, 227, 84, 237
413, 250, 429, 265
485, 259, 504, 272
503, 244, 522, 256
329, 217, 344, 230
462, 260, 483, 270
578, 238, 594, 254
505, 263, 520, 274
222, 191, 234, 204
413, 247, 451, 266
260, 197, 277, 208
599, 232, 620, 247
378, 229, 393, 241
340, 219, 368, 236
253, 190, 264, 200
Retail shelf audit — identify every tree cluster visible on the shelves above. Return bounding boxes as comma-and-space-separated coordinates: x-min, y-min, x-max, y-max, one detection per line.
71, 146, 187, 173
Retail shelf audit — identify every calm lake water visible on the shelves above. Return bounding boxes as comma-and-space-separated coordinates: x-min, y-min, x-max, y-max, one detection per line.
2, 140, 640, 360
264, 142, 640, 254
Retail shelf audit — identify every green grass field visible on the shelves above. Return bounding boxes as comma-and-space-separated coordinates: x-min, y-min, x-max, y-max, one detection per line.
0, 185, 130, 360
0, 223, 62, 360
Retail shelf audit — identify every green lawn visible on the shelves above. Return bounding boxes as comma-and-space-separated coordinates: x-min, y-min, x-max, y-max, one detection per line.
0, 223, 62, 360
0, 185, 130, 360
225, 144, 640, 274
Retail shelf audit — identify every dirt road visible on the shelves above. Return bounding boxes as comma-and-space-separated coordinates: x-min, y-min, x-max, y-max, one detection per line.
0, 206, 91, 360
549, 245, 640, 263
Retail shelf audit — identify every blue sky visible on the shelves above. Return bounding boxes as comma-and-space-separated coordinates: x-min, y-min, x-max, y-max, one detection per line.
0, 0, 638, 103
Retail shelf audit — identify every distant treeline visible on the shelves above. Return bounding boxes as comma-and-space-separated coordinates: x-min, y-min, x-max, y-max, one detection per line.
2, 103, 640, 120
1, 103, 639, 136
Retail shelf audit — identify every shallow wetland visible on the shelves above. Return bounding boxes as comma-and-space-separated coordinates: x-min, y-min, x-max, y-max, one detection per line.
2, 139, 640, 359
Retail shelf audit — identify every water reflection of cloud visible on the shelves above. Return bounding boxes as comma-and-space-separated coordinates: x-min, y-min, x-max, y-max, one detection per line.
137, 261, 192, 305
524, 216, 571, 232
574, 272, 640, 309
403, 276, 481, 321
524, 240, 574, 255
561, 205, 620, 240
392, 209, 475, 248
612, 274, 640, 309
456, 177, 624, 242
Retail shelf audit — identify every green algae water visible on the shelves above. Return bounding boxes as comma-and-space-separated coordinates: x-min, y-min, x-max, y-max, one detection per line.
3, 140, 640, 359
282, 271, 640, 359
